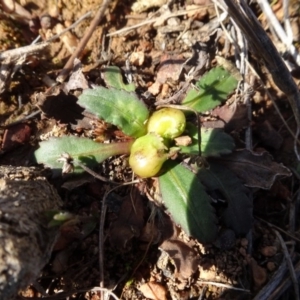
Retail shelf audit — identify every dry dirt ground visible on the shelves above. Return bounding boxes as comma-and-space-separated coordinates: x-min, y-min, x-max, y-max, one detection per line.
0, 0, 300, 299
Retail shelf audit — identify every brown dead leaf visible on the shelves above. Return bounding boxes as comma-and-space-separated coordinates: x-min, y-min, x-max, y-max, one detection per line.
140, 213, 175, 244
53, 223, 82, 251
63, 58, 89, 93
216, 150, 291, 189
148, 53, 184, 95
139, 282, 167, 300
248, 257, 267, 289
158, 214, 177, 241
156, 53, 184, 83
139, 221, 161, 244
203, 102, 248, 132
148, 81, 162, 96
174, 135, 192, 146
109, 187, 145, 249
270, 181, 291, 201
160, 239, 199, 280
254, 120, 283, 149
51, 248, 72, 274
2, 123, 31, 151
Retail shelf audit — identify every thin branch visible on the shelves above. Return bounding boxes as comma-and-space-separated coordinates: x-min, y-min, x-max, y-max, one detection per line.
0, 11, 92, 62
0, 42, 49, 61
269, 261, 300, 299
275, 230, 300, 300
21, 287, 120, 300
106, 6, 212, 37
56, 0, 112, 83
253, 258, 288, 300
257, 0, 300, 65
74, 160, 121, 185
198, 280, 250, 292
99, 181, 138, 298
256, 217, 300, 244
221, 0, 300, 160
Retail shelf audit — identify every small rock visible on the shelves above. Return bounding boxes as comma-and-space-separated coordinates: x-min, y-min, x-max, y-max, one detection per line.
266, 261, 277, 272
239, 247, 247, 257
260, 246, 277, 257
240, 238, 249, 248
130, 51, 145, 66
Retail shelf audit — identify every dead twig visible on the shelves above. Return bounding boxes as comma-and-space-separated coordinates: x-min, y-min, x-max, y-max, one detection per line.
257, 0, 300, 65
56, 0, 112, 83
0, 42, 49, 62
106, 6, 212, 37
70, 160, 139, 299
256, 217, 300, 244
253, 258, 288, 300
74, 160, 122, 185
267, 260, 300, 300
0, 110, 41, 128
0, 11, 92, 62
221, 0, 300, 160
99, 181, 139, 300
22, 286, 120, 300
155, 42, 209, 106
198, 280, 250, 293
274, 230, 300, 300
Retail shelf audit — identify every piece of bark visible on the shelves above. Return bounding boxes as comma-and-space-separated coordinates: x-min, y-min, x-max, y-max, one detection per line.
0, 166, 62, 299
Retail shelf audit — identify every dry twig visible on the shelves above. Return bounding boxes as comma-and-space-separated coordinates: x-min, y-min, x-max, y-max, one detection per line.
107, 6, 212, 37
0, 11, 92, 62
253, 258, 288, 300
275, 230, 299, 300
220, 0, 300, 160
56, 0, 112, 83
257, 0, 300, 65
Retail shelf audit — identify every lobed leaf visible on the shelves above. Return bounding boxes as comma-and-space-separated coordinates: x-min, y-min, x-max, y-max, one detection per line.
34, 136, 133, 173
216, 150, 291, 189
159, 161, 218, 243
182, 66, 238, 112
78, 87, 149, 138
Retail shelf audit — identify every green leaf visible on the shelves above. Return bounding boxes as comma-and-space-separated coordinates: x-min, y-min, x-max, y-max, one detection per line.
182, 67, 238, 112
197, 161, 253, 235
78, 87, 149, 138
34, 136, 133, 173
159, 161, 218, 243
47, 211, 74, 227
180, 123, 235, 157
102, 66, 136, 92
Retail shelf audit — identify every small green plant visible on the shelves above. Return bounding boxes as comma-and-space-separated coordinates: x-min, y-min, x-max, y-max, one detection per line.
35, 66, 243, 243
146, 107, 186, 139
129, 133, 169, 178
